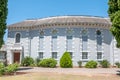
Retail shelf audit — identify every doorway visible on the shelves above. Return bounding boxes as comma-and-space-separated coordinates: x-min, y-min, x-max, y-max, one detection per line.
13, 52, 20, 63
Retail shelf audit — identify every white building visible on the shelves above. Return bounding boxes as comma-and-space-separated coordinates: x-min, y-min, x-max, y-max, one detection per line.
6, 16, 120, 66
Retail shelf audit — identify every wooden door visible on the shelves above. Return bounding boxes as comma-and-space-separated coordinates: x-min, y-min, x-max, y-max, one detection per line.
14, 52, 20, 63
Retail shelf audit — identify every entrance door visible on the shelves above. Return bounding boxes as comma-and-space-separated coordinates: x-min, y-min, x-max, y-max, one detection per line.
14, 52, 20, 63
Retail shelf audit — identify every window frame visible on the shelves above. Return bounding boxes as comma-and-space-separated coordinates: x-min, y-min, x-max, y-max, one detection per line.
68, 52, 73, 58
39, 36, 44, 51
40, 30, 44, 36
82, 52, 88, 59
96, 30, 101, 36
51, 29, 58, 35
97, 52, 102, 60
52, 36, 57, 51
66, 36, 73, 51
39, 52, 44, 59
52, 52, 57, 59
96, 29, 103, 52
15, 33, 21, 43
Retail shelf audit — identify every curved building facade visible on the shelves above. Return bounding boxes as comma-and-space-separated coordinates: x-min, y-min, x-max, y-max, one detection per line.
7, 16, 120, 66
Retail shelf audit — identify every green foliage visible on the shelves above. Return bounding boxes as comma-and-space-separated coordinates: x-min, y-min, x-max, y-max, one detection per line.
108, 0, 120, 48
0, 63, 19, 76
108, 0, 120, 18
85, 60, 98, 68
35, 58, 41, 66
21, 56, 34, 66
0, 62, 5, 76
77, 61, 82, 68
60, 52, 73, 68
110, 11, 120, 47
0, 0, 8, 48
6, 63, 19, 73
100, 60, 110, 68
115, 62, 120, 68
38, 58, 57, 68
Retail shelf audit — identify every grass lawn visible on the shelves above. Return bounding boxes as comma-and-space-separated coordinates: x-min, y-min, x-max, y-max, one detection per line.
0, 72, 120, 80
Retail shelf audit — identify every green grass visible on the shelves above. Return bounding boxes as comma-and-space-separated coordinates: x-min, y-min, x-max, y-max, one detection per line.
0, 72, 120, 80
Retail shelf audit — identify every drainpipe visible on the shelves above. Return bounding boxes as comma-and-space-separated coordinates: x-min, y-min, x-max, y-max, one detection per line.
29, 29, 31, 57
29, 36, 31, 57
112, 36, 114, 66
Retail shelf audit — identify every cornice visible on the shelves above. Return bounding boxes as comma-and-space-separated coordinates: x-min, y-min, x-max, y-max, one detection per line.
8, 22, 111, 31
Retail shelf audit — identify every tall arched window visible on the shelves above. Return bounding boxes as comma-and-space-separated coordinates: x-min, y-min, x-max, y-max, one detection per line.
81, 29, 88, 59
15, 33, 21, 43
96, 30, 102, 60
39, 30, 44, 51
82, 29, 88, 51
96, 30, 102, 51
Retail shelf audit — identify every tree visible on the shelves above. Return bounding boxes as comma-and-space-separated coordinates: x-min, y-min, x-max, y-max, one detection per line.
108, 0, 120, 47
0, 0, 8, 48
60, 52, 73, 68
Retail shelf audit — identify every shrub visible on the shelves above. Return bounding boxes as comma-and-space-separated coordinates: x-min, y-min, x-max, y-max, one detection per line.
38, 58, 57, 68
100, 60, 110, 68
85, 60, 97, 68
6, 63, 19, 74
0, 63, 5, 76
77, 61, 82, 68
60, 52, 73, 68
115, 62, 120, 68
35, 58, 41, 66
21, 56, 34, 66
30, 63, 36, 67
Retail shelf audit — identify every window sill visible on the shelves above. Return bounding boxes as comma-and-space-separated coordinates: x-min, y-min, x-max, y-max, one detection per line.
81, 59, 89, 62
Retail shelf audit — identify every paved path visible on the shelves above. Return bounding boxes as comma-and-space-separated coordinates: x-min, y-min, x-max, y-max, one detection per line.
18, 67, 120, 76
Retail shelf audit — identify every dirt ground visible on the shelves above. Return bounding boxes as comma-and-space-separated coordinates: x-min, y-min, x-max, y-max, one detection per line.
0, 67, 120, 80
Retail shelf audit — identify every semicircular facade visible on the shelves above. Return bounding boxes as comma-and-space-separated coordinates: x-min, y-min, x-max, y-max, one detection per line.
6, 16, 120, 66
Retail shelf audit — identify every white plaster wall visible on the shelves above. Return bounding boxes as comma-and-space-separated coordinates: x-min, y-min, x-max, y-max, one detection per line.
103, 29, 112, 63
7, 27, 119, 66
57, 28, 66, 65
30, 30, 39, 59
113, 39, 120, 64
88, 28, 96, 61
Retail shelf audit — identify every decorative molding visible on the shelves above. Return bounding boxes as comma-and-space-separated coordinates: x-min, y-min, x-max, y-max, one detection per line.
8, 22, 111, 31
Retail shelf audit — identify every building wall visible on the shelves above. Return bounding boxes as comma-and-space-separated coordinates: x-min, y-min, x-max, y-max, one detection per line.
7, 26, 119, 66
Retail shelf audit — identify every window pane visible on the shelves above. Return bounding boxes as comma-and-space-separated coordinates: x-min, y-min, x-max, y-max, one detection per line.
67, 36, 72, 50
40, 36, 44, 38
96, 30, 101, 35
67, 36, 72, 39
52, 29, 58, 34
40, 30, 44, 36
82, 36, 88, 51
52, 36, 57, 51
15, 33, 20, 43
82, 52, 88, 59
97, 52, 102, 59
82, 29, 87, 36
52, 36, 57, 39
52, 52, 57, 59
97, 36, 102, 51
40, 36, 44, 50
39, 52, 43, 59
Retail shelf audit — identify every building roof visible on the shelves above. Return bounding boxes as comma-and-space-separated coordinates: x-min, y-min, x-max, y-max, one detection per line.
8, 16, 111, 29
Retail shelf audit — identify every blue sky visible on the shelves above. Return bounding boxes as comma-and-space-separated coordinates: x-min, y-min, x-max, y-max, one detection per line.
5, 0, 109, 42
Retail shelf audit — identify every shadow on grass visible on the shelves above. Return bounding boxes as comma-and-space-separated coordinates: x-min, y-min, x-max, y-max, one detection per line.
1, 72, 28, 77
18, 67, 33, 71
